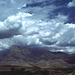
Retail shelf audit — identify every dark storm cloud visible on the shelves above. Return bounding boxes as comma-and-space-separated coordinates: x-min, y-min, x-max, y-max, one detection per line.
57, 42, 75, 47
0, 15, 22, 39
42, 41, 57, 45
0, 28, 20, 39
22, 0, 53, 8
53, 0, 71, 6
39, 38, 57, 45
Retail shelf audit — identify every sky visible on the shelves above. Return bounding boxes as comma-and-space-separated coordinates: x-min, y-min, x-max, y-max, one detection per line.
0, 0, 75, 54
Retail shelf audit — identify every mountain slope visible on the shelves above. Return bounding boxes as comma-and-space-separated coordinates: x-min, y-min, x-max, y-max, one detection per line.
0, 45, 74, 68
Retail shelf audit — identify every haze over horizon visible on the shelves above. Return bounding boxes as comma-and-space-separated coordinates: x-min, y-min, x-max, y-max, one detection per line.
0, 0, 75, 54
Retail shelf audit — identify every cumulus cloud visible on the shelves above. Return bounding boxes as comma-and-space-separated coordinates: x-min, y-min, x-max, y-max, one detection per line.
0, 43, 9, 50
56, 25, 75, 48
0, 12, 70, 52
0, 0, 75, 54
0, 12, 75, 52
67, 0, 75, 7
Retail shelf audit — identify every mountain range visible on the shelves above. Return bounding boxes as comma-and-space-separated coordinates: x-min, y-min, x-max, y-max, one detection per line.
0, 45, 75, 68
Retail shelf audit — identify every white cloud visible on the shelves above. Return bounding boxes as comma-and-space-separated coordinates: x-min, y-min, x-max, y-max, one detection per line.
0, 4, 75, 53
67, 0, 75, 7
0, 12, 69, 50
66, 23, 75, 28
0, 42, 9, 50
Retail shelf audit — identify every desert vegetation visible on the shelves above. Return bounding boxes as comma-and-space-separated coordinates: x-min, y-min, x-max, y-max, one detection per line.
0, 66, 75, 75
